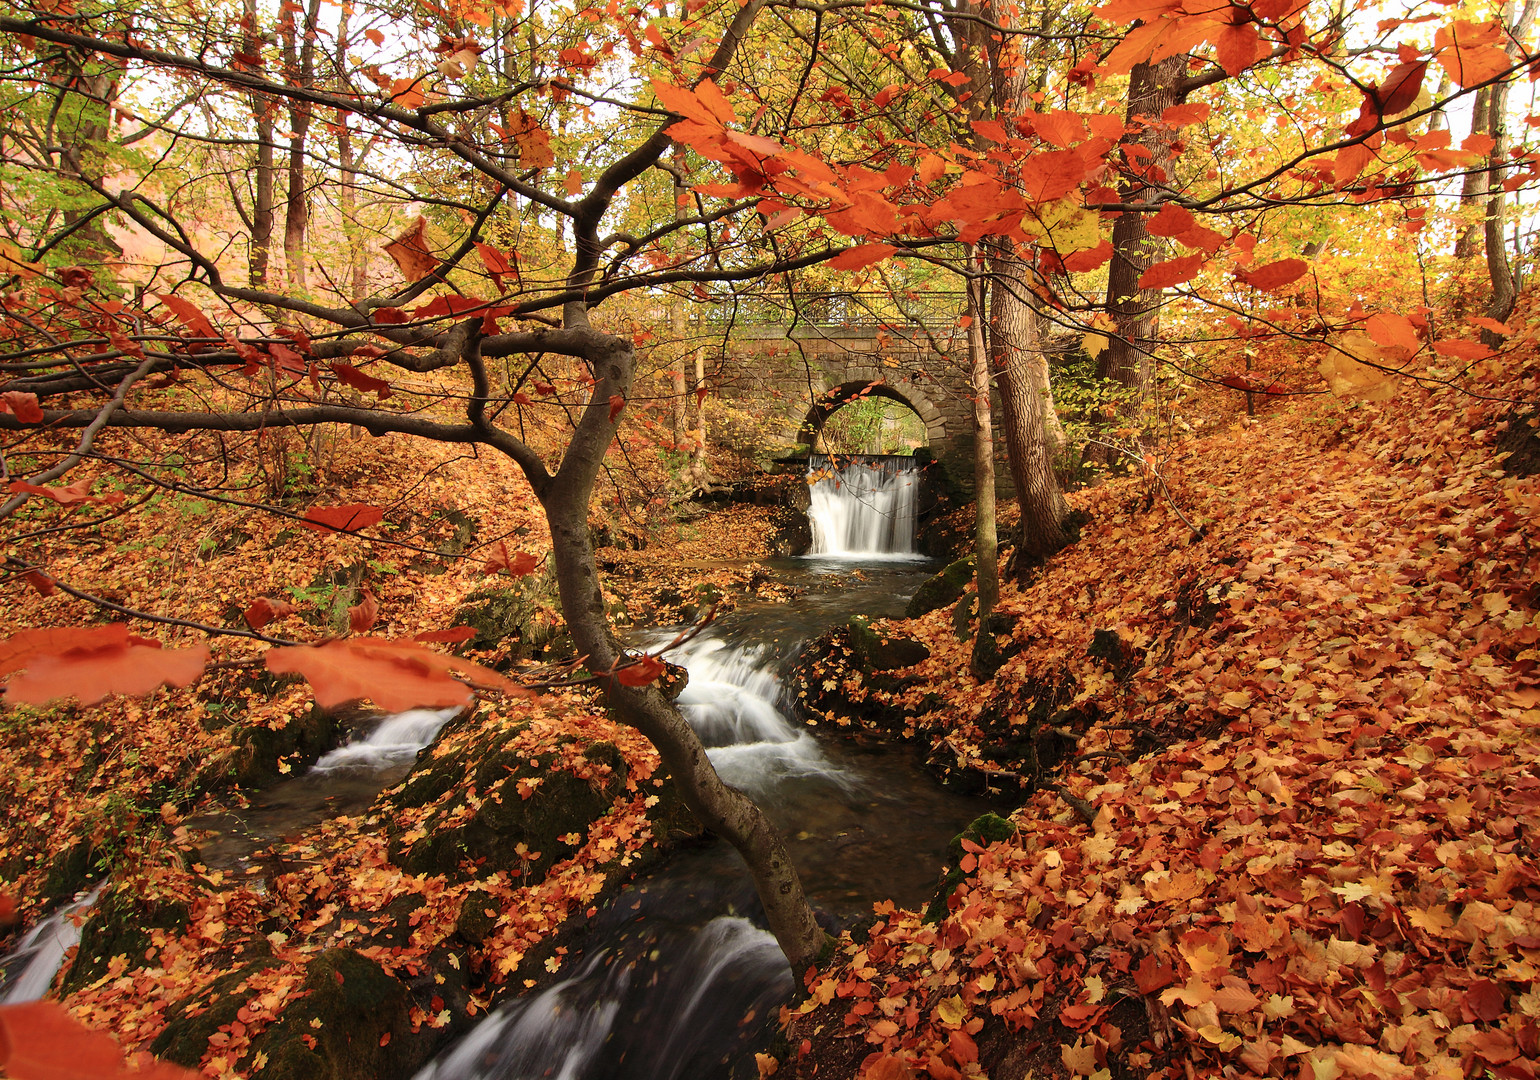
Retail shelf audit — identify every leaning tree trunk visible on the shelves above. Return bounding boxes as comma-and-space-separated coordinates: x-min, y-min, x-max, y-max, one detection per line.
513, 319, 827, 975
1478, 0, 1537, 335
965, 249, 999, 621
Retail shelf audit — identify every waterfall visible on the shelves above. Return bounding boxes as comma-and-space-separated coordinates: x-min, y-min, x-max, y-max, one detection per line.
806, 453, 920, 557
310, 706, 462, 772
0, 885, 102, 1004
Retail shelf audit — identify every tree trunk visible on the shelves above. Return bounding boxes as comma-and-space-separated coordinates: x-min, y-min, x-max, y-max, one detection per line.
966, 252, 999, 661
525, 327, 826, 975
334, 5, 366, 302
1453, 86, 1493, 262
988, 252, 1070, 568
50, 60, 122, 262
1478, 0, 1538, 333
279, 0, 322, 290
244, 0, 275, 290
1098, 54, 1185, 400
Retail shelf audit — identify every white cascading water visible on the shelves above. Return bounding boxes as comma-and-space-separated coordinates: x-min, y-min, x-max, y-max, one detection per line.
310, 706, 462, 772
806, 454, 920, 557
0, 885, 102, 1004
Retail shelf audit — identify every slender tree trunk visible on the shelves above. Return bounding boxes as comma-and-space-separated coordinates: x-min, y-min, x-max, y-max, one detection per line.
1454, 86, 1493, 262
1478, 0, 1538, 333
335, 6, 366, 302
50, 60, 122, 262
966, 250, 998, 621
243, 0, 275, 289
1099, 54, 1185, 400
279, 0, 322, 290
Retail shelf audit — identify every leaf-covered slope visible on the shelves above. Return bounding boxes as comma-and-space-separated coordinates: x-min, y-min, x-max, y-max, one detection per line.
784, 331, 1540, 1078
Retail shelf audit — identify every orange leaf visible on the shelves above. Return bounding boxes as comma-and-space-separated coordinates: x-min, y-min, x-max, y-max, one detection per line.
22, 570, 55, 596
1160, 102, 1210, 126
510, 109, 554, 169
328, 363, 392, 399
414, 626, 478, 644
615, 653, 666, 687
383, 217, 437, 282
301, 504, 384, 533
565, 169, 583, 195
153, 293, 217, 339
8, 479, 125, 508
484, 542, 540, 577
1364, 312, 1420, 354
1235, 258, 1308, 292
827, 244, 900, 271
0, 1000, 198, 1080
348, 589, 380, 634
1146, 202, 1196, 238
651, 79, 723, 128
1212, 20, 1266, 77
609, 394, 626, 422
1433, 338, 1493, 360
363, 27, 383, 45
1468, 316, 1512, 335
244, 597, 297, 631
1434, 20, 1513, 87
475, 241, 517, 292
265, 637, 521, 712
0, 392, 44, 423
1063, 240, 1113, 272
1138, 253, 1205, 289
2, 626, 209, 706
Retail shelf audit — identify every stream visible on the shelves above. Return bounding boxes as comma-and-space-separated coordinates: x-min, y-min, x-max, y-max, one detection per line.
2, 456, 1001, 1080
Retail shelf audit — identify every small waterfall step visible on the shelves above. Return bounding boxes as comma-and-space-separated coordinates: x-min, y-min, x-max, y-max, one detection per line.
806, 453, 921, 558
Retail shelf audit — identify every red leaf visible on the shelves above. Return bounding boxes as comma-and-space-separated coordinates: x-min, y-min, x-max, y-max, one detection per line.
301, 504, 385, 534
8, 479, 125, 508
827, 244, 900, 271
615, 653, 666, 687
484, 542, 540, 578
414, 626, 478, 644
22, 571, 55, 596
1464, 979, 1506, 1023
609, 394, 626, 423
1160, 102, 1210, 126
1063, 240, 1113, 272
0, 392, 44, 423
244, 597, 297, 631
372, 307, 409, 325
265, 637, 521, 712
1364, 312, 1420, 354
475, 241, 517, 291
1377, 59, 1428, 115
348, 589, 380, 634
364, 27, 384, 45
384, 217, 438, 282
1138, 253, 1205, 289
1468, 316, 1513, 335
1146, 202, 1196, 238
1213, 21, 1266, 77
0, 892, 16, 928
651, 79, 723, 128
1235, 258, 1309, 292
0, 1000, 198, 1080
1, 625, 209, 706
1133, 954, 1176, 993
328, 363, 392, 399
153, 292, 217, 339
1433, 338, 1494, 360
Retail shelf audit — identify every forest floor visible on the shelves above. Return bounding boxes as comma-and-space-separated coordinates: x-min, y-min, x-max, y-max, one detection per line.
0, 302, 1537, 1080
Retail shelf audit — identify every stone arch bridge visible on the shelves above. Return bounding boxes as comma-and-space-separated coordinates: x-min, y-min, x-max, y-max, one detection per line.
701, 291, 993, 492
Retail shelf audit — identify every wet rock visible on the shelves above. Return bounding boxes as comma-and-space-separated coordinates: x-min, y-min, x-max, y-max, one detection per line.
151, 956, 289, 1067
39, 839, 100, 904
846, 615, 930, 671
451, 573, 563, 658
62, 883, 190, 994
924, 812, 1018, 922
383, 722, 629, 884
1087, 627, 1140, 680
225, 704, 342, 789
1496, 407, 1540, 477
244, 948, 421, 1080
905, 555, 975, 618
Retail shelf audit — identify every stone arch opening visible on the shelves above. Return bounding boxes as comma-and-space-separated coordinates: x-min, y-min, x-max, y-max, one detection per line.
796, 380, 942, 456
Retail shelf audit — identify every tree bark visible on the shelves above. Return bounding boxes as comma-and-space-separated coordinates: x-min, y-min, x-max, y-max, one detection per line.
243, 0, 275, 290
966, 252, 999, 671
1453, 86, 1493, 262
1098, 54, 1185, 400
279, 0, 322, 290
1477, 0, 1538, 332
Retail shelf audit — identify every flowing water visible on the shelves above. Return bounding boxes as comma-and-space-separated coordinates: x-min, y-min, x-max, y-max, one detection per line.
806, 454, 921, 558
413, 465, 998, 1080
0, 885, 103, 1004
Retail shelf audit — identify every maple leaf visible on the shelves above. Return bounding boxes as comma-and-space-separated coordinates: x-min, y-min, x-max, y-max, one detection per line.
1235, 258, 1308, 292
614, 654, 666, 687
1138, 253, 1205, 289
0, 391, 43, 423
266, 637, 523, 712
609, 394, 627, 422
384, 217, 438, 282
0, 1000, 197, 1080
1, 625, 210, 706
153, 292, 217, 339
244, 597, 297, 631
301, 504, 385, 533
475, 242, 518, 292
348, 589, 380, 633
483, 542, 540, 577
328, 363, 392, 399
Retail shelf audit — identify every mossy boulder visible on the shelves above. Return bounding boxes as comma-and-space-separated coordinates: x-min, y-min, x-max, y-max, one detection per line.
226, 704, 341, 789
151, 956, 289, 1067
244, 949, 419, 1080
62, 884, 190, 993
451, 574, 562, 657
383, 723, 628, 883
846, 615, 930, 671
40, 839, 100, 903
924, 813, 1019, 922
906, 556, 975, 618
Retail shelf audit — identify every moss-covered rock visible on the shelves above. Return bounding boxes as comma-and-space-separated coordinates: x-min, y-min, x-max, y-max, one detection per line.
846, 615, 931, 671
150, 956, 289, 1067
225, 704, 341, 789
40, 839, 100, 903
906, 556, 975, 618
383, 721, 629, 883
451, 574, 562, 657
244, 949, 419, 1080
62, 883, 191, 993
924, 813, 1019, 922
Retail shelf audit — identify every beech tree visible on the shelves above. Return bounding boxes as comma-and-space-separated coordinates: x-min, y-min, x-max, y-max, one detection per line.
2, 0, 1539, 975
